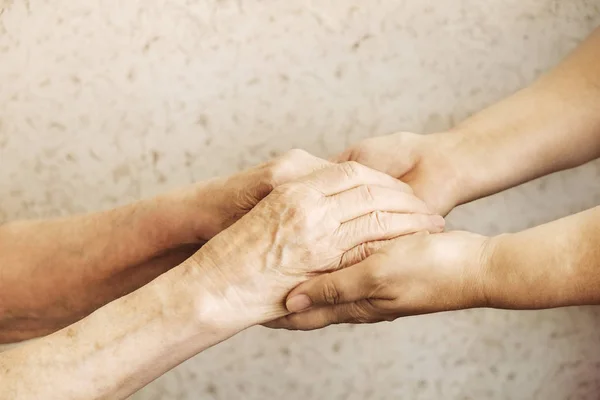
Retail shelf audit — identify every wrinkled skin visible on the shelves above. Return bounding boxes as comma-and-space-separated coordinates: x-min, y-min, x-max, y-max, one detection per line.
188, 161, 445, 325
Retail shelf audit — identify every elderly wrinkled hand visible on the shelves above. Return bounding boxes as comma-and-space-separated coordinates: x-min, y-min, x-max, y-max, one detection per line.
177, 149, 331, 241
185, 161, 445, 326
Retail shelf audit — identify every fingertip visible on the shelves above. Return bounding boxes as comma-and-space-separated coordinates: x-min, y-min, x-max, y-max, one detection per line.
430, 215, 446, 231
286, 294, 313, 313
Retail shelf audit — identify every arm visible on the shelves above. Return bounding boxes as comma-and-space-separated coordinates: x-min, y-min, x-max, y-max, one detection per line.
483, 206, 600, 309
0, 261, 233, 400
334, 27, 600, 215
443, 26, 600, 207
0, 190, 204, 343
0, 161, 441, 399
0, 149, 330, 343
272, 206, 600, 329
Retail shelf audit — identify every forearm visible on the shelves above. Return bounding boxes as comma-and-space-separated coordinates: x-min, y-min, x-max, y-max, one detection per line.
438, 27, 600, 206
484, 206, 600, 309
0, 183, 214, 342
0, 258, 244, 400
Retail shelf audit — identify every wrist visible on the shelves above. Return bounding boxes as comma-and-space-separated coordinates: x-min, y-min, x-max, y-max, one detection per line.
156, 179, 225, 244
158, 256, 251, 340
419, 131, 470, 214
177, 242, 287, 332
468, 233, 498, 308
481, 229, 589, 310
437, 124, 524, 208
477, 232, 536, 309
440, 231, 495, 309
443, 128, 488, 208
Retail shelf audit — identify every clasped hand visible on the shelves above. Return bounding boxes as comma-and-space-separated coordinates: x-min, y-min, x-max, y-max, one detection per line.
184, 149, 444, 328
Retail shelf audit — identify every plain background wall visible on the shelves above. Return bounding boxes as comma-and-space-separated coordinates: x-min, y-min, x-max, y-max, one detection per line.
1, 1, 600, 399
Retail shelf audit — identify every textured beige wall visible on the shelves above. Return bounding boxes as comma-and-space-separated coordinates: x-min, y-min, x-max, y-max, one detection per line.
2, 1, 600, 399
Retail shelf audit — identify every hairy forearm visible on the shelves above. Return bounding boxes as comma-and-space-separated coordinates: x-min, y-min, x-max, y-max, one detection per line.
0, 259, 242, 400
438, 27, 600, 206
484, 206, 600, 309
0, 184, 212, 342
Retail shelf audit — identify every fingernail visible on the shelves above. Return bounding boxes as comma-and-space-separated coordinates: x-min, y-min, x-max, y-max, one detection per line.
286, 295, 312, 313
431, 215, 445, 229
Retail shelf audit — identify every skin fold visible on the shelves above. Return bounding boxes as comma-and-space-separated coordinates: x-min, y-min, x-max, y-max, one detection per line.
270, 27, 600, 329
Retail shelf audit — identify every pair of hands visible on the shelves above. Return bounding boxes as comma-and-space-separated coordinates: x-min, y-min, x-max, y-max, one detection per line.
270, 133, 491, 329
183, 132, 490, 330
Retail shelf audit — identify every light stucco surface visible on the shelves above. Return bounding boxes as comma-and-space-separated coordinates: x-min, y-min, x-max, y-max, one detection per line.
1, 1, 600, 399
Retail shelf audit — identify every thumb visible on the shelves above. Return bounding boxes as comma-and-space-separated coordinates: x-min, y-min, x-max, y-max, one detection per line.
285, 258, 381, 312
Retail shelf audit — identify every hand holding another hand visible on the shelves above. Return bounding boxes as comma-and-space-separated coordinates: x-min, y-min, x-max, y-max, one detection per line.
183, 157, 445, 329
267, 231, 492, 330
333, 132, 464, 216
178, 149, 330, 242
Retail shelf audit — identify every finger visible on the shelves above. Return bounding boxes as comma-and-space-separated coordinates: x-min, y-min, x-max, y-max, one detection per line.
266, 303, 369, 330
300, 162, 412, 196
339, 231, 430, 269
337, 211, 444, 250
329, 184, 432, 222
285, 259, 381, 312
328, 148, 354, 163
270, 149, 332, 186
339, 238, 394, 269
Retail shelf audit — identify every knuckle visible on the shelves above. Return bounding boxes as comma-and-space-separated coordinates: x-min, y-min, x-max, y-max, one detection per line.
361, 184, 378, 203
349, 302, 374, 323
339, 161, 362, 180
366, 261, 388, 287
345, 146, 362, 162
264, 159, 286, 187
270, 149, 327, 187
269, 149, 308, 184
252, 170, 276, 199
358, 241, 382, 261
341, 242, 380, 268
356, 243, 370, 262
321, 280, 342, 305
370, 210, 388, 232
257, 162, 278, 190
283, 148, 310, 162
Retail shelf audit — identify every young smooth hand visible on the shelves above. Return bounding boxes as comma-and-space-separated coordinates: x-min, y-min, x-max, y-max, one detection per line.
266, 231, 491, 330
332, 132, 466, 216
